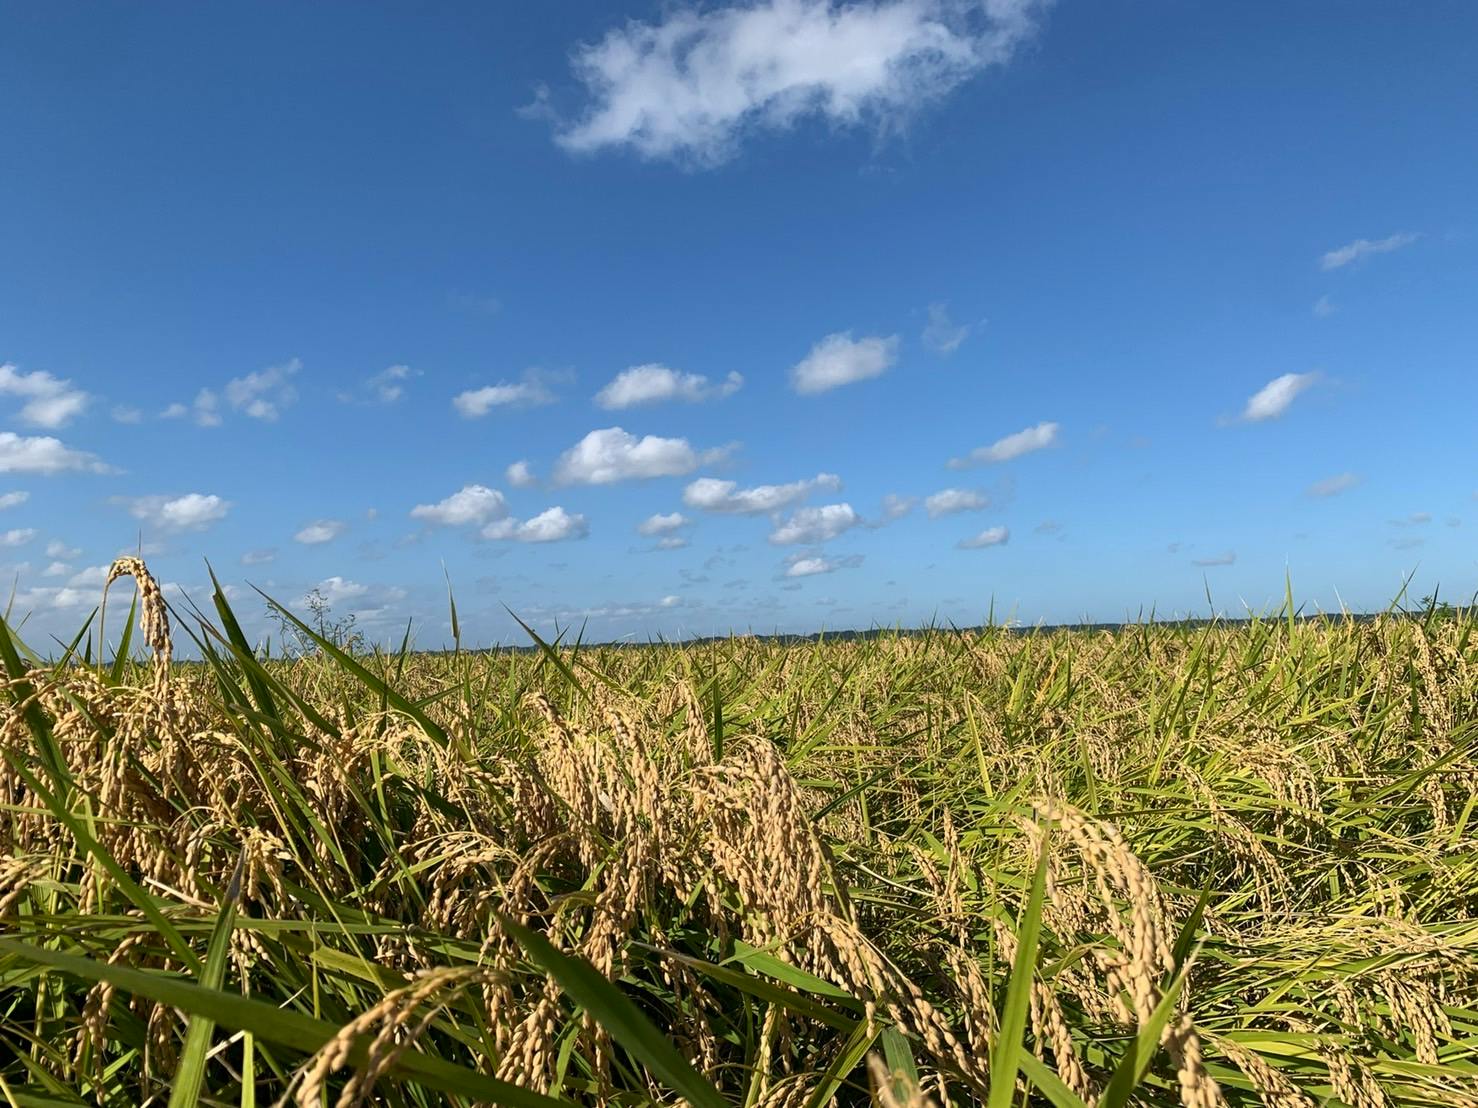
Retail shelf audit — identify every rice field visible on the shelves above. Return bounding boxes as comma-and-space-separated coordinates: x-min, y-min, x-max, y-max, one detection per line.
0, 558, 1474, 1106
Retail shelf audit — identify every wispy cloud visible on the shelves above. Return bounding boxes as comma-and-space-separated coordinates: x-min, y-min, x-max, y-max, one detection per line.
949, 421, 1058, 467
0, 491, 29, 510
1390, 511, 1431, 527
921, 302, 970, 355
453, 371, 560, 417
161, 390, 222, 427
1320, 232, 1419, 271
449, 292, 502, 317
549, 0, 1049, 166
0, 528, 36, 548
1241, 372, 1318, 422
340, 364, 419, 405
1192, 551, 1236, 567
1306, 472, 1360, 498
791, 332, 897, 394
226, 358, 300, 421
1312, 294, 1337, 318
595, 364, 743, 409
880, 493, 917, 521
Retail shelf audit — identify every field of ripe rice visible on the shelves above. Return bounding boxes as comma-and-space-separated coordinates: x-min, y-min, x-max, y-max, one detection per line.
0, 558, 1474, 1107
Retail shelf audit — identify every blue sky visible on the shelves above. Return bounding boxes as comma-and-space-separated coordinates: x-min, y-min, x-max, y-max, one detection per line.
2, 1, 1475, 649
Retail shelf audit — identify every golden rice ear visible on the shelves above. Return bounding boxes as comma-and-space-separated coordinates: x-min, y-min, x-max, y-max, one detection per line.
102, 556, 173, 690
867, 1053, 934, 1108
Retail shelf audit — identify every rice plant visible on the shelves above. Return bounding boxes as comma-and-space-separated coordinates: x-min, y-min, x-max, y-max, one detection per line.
0, 557, 1472, 1106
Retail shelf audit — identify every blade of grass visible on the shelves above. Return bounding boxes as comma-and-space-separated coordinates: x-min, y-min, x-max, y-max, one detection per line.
0, 938, 568, 1107
498, 915, 726, 1108
256, 589, 447, 746
108, 589, 137, 684
987, 834, 1050, 1108
168, 855, 245, 1108
1096, 967, 1190, 1108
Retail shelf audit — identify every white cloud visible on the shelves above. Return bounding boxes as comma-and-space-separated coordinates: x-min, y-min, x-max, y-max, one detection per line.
1242, 373, 1317, 422
410, 484, 509, 527
0, 528, 36, 548
43, 561, 71, 577
67, 565, 110, 587
1320, 232, 1419, 271
925, 488, 988, 516
637, 511, 688, 535
595, 364, 744, 409
241, 548, 277, 565
295, 519, 348, 545
922, 302, 969, 355
308, 576, 372, 607
948, 421, 1059, 467
121, 492, 230, 532
654, 535, 690, 550
551, 0, 1048, 165
506, 460, 538, 488
1312, 295, 1337, 318
482, 506, 589, 543
784, 552, 864, 578
659, 594, 682, 608
0, 364, 91, 428
880, 493, 917, 521
46, 540, 79, 559
791, 332, 897, 394
554, 426, 716, 484
0, 491, 28, 509
226, 358, 300, 421
22, 394, 89, 428
786, 557, 831, 577
769, 503, 862, 544
9, 585, 93, 611
453, 371, 559, 417
111, 405, 144, 424
1192, 551, 1236, 567
0, 432, 111, 475
957, 525, 1008, 549
1306, 473, 1360, 498
342, 364, 418, 405
161, 389, 222, 428
683, 472, 840, 514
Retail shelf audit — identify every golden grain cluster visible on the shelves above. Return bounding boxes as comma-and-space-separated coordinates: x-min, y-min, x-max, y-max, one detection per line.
0, 558, 1473, 1106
